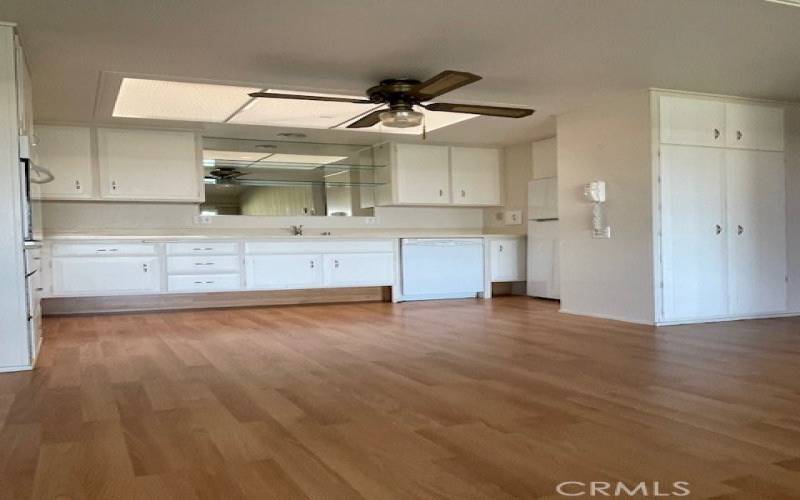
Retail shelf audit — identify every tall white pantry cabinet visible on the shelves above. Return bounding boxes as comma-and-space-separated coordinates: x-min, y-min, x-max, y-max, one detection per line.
655, 93, 787, 324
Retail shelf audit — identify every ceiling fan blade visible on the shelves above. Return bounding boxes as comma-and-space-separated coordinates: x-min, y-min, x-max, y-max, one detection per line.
423, 102, 534, 118
408, 71, 482, 100
248, 92, 374, 104
345, 109, 384, 129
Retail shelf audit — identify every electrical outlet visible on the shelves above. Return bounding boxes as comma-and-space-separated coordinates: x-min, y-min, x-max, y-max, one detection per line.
194, 215, 212, 224
503, 210, 523, 225
592, 227, 611, 239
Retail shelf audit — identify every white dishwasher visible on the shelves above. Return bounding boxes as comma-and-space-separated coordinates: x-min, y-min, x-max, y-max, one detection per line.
401, 238, 484, 301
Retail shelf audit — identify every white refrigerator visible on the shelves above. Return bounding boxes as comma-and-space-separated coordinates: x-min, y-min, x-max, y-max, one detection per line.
527, 177, 560, 299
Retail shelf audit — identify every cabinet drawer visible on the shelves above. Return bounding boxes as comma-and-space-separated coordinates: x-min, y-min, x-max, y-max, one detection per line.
245, 240, 394, 254
168, 274, 241, 292
167, 255, 240, 274
166, 242, 239, 255
52, 243, 157, 256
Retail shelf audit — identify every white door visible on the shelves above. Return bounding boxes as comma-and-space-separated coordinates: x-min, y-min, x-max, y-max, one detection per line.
490, 239, 522, 281
323, 253, 394, 287
35, 126, 94, 199
726, 150, 786, 315
394, 144, 451, 204
527, 221, 560, 299
245, 254, 322, 290
659, 95, 726, 147
52, 257, 161, 295
660, 145, 727, 320
725, 103, 784, 152
98, 128, 200, 201
528, 177, 558, 220
450, 147, 501, 206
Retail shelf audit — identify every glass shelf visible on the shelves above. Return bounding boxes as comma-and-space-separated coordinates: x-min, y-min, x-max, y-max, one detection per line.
203, 158, 386, 172
204, 178, 385, 188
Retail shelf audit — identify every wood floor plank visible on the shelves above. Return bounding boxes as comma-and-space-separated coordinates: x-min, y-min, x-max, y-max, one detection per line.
1, 297, 800, 498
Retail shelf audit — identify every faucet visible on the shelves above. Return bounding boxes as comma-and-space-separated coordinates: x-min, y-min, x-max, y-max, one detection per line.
289, 224, 303, 236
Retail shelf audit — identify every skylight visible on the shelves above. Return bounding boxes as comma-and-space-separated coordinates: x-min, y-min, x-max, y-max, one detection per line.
113, 78, 260, 122
113, 79, 480, 134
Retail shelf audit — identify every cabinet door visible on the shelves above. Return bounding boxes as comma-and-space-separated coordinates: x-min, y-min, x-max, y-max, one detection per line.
660, 145, 727, 320
490, 239, 523, 281
35, 126, 95, 199
52, 257, 160, 295
450, 147, 501, 206
726, 150, 786, 315
245, 254, 322, 290
323, 253, 394, 287
394, 144, 451, 204
725, 103, 784, 152
98, 128, 201, 201
659, 96, 725, 147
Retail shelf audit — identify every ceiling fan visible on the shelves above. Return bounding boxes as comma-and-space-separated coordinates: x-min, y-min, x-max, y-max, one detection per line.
249, 70, 534, 130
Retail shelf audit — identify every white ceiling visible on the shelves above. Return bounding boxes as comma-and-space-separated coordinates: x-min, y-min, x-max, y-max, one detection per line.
2, 0, 800, 146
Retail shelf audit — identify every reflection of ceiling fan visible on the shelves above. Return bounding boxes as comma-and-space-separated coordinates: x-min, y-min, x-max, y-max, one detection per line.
249, 70, 534, 129
206, 167, 247, 183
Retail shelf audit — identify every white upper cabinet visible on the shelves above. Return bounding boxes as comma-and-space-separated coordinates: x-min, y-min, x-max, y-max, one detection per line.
375, 142, 503, 207
450, 147, 501, 206
659, 95, 725, 147
725, 102, 784, 151
34, 125, 94, 200
393, 143, 451, 205
98, 128, 202, 201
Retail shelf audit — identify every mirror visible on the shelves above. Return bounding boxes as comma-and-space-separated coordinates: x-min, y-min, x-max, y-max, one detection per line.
200, 137, 381, 217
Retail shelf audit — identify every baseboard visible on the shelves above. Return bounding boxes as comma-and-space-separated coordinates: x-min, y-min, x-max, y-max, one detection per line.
655, 310, 800, 326
558, 308, 656, 326
43, 286, 392, 315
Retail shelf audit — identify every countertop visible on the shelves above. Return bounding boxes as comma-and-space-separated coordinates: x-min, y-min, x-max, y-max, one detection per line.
43, 230, 526, 242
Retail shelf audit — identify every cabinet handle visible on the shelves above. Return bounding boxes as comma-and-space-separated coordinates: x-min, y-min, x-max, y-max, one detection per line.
737, 225, 744, 235
142, 263, 149, 272
75, 180, 81, 191
334, 260, 339, 268
714, 128, 720, 140
194, 262, 214, 266
715, 224, 722, 235
461, 189, 466, 197
35, 287, 43, 292
192, 247, 214, 251
499, 244, 504, 252
111, 181, 118, 191
310, 260, 315, 268
736, 130, 743, 141
108, 248, 118, 252
439, 189, 444, 197
194, 281, 214, 284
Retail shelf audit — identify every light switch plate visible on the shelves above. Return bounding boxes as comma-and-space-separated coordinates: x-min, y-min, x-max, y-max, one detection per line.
503, 211, 523, 225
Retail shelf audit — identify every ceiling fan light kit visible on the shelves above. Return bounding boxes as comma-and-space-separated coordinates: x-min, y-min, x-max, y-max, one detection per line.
249, 70, 534, 132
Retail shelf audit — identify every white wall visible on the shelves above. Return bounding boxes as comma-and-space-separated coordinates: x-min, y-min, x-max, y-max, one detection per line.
482, 142, 532, 235
41, 201, 484, 232
785, 105, 800, 312
557, 90, 655, 324
532, 137, 557, 179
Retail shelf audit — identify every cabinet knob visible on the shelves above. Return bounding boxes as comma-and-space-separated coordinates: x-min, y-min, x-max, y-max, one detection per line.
713, 128, 720, 140
111, 181, 118, 191
737, 225, 744, 235
334, 260, 339, 268
439, 189, 443, 197
75, 180, 81, 191
499, 244, 504, 252
142, 263, 149, 272
310, 260, 315, 268
736, 130, 743, 141
715, 224, 722, 235
461, 189, 466, 197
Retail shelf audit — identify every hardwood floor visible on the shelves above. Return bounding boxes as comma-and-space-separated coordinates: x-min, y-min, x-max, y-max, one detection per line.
2, 297, 800, 499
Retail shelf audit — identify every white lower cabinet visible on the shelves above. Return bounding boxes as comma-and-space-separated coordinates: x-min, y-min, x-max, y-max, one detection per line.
168, 274, 241, 292
323, 253, 394, 287
246, 254, 323, 290
490, 238, 525, 281
52, 256, 161, 295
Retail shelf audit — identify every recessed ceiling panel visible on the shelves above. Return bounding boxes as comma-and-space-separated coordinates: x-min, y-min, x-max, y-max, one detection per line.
227, 89, 380, 128
337, 107, 477, 134
113, 78, 259, 121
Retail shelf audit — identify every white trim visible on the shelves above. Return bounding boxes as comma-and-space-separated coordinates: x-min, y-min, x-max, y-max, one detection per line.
655, 311, 800, 326
558, 308, 655, 326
